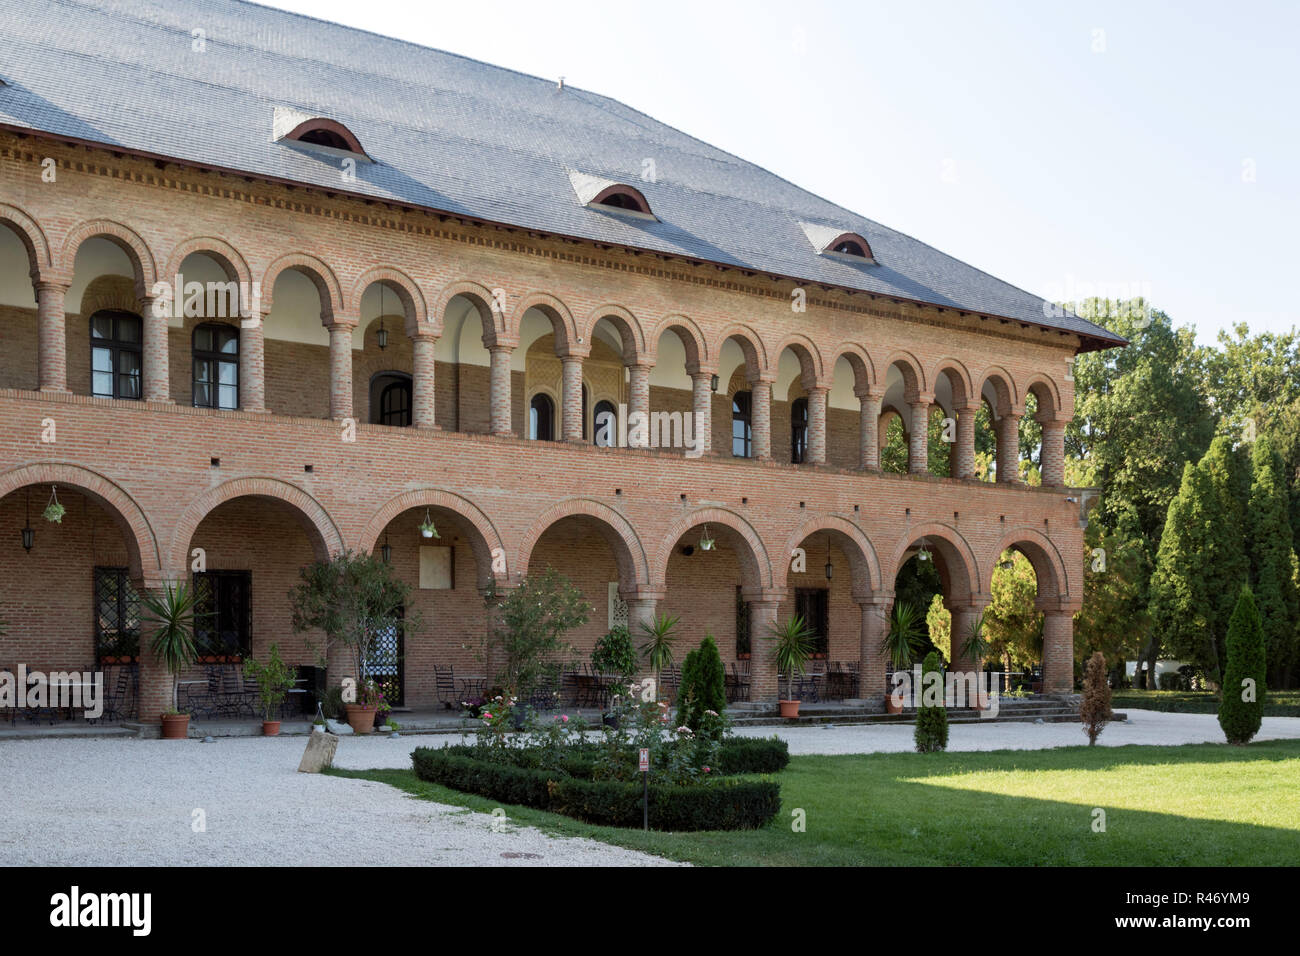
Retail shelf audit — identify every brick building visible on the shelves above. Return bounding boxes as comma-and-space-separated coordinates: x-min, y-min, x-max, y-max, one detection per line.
0, 0, 1123, 718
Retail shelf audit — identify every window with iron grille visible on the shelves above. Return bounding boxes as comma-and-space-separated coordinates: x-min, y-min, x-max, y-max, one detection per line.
795, 587, 830, 658
193, 570, 252, 658
735, 585, 750, 659
94, 567, 140, 663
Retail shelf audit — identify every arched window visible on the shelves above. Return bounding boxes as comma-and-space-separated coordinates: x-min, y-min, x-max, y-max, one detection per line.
89, 311, 142, 400
833, 239, 868, 257
732, 391, 753, 458
192, 323, 239, 410
529, 393, 555, 441
282, 118, 367, 156
594, 400, 618, 446
791, 397, 809, 463
591, 184, 653, 215
379, 380, 411, 427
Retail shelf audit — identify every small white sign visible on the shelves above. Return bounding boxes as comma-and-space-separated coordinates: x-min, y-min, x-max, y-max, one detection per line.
638, 748, 649, 773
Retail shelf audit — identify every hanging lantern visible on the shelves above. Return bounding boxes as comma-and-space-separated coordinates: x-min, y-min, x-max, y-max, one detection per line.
380, 533, 392, 564
710, 373, 720, 393
376, 284, 389, 350
418, 508, 439, 539
824, 540, 833, 580
698, 524, 715, 552
20, 488, 33, 553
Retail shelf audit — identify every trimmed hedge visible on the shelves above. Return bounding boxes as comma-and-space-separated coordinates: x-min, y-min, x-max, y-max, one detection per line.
411, 743, 783, 831
716, 736, 790, 774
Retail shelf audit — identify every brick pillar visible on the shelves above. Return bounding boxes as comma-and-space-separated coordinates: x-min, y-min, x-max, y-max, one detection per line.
996, 410, 1022, 483
327, 322, 354, 420
1042, 608, 1075, 694
137, 580, 180, 722
622, 591, 661, 686
690, 370, 714, 456
1040, 419, 1066, 487
140, 296, 171, 403
947, 602, 986, 671
628, 363, 651, 448
561, 355, 584, 441
907, 395, 932, 474
856, 597, 890, 702
35, 278, 70, 393
857, 387, 882, 470
806, 386, 828, 465
745, 590, 784, 704
751, 376, 773, 461
488, 344, 514, 436
955, 401, 979, 479
412, 331, 438, 428
240, 312, 267, 413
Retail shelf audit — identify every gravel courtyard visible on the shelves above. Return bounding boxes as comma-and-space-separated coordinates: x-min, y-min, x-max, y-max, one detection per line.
4, 710, 1297, 867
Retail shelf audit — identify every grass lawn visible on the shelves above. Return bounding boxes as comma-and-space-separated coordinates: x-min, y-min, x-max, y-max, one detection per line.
331, 739, 1300, 866
1114, 688, 1300, 717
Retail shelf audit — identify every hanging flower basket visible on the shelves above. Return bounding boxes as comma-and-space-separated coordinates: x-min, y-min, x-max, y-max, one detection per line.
43, 487, 65, 524
418, 508, 439, 539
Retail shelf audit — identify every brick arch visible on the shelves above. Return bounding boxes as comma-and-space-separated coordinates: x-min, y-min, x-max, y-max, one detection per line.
0, 462, 162, 587
350, 267, 430, 337
882, 350, 927, 400
976, 366, 1019, 414
357, 488, 506, 589
167, 477, 343, 573
261, 253, 344, 324
60, 219, 158, 300
584, 304, 647, 363
652, 507, 772, 590
780, 514, 883, 597
830, 342, 876, 391
0, 202, 54, 276
163, 237, 254, 290
991, 527, 1071, 608
716, 325, 768, 381
1023, 374, 1062, 422
435, 280, 506, 342
772, 333, 826, 387
649, 314, 708, 371
886, 522, 982, 605
929, 357, 975, 411
516, 498, 650, 589
512, 292, 579, 355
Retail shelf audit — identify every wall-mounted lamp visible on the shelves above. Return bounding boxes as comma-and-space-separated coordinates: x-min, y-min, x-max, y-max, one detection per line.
710, 373, 720, 393
20, 489, 33, 553
380, 533, 392, 564
377, 283, 389, 350
824, 540, 833, 581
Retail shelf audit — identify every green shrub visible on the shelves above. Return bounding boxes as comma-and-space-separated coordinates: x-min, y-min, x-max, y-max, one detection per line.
914, 651, 949, 752
550, 776, 780, 831
677, 634, 727, 730
1219, 585, 1267, 745
591, 625, 638, 680
716, 736, 790, 774
412, 748, 555, 807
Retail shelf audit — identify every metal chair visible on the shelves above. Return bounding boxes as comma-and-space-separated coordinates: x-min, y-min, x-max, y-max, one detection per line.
434, 665, 459, 709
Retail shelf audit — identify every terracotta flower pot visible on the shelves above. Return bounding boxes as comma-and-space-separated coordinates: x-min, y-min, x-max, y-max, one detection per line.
345, 703, 376, 735
886, 694, 905, 715
778, 699, 800, 719
262, 720, 281, 736
160, 713, 189, 740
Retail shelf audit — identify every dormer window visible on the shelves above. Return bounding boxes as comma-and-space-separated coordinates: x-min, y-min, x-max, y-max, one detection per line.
833, 239, 868, 257
591, 185, 652, 214
567, 168, 657, 219
273, 107, 370, 160
798, 221, 877, 264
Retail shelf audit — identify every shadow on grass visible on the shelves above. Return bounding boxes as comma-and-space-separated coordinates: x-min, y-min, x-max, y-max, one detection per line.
328, 739, 1300, 867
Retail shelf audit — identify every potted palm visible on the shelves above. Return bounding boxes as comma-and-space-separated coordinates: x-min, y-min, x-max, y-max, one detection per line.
883, 601, 923, 714
243, 643, 297, 735
141, 582, 199, 740
638, 613, 680, 704
770, 614, 816, 718
962, 610, 992, 709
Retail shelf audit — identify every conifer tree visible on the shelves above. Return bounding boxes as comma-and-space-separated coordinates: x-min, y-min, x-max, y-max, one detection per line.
1219, 585, 1267, 744
1247, 436, 1300, 686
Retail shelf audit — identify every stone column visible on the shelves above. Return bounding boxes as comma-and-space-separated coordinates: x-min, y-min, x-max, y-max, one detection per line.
560, 355, 584, 441
35, 278, 70, 393
907, 394, 933, 474
751, 376, 774, 461
856, 386, 883, 470
806, 385, 828, 465
412, 331, 438, 428
140, 296, 171, 403
856, 597, 891, 703
488, 344, 514, 436
628, 363, 652, 448
955, 401, 979, 479
996, 410, 1022, 484
327, 322, 355, 420
745, 590, 785, 704
1039, 418, 1066, 487
1042, 608, 1076, 695
689, 369, 714, 456
239, 312, 267, 413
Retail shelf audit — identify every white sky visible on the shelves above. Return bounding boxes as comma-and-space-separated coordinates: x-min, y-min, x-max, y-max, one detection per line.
255, 0, 1300, 346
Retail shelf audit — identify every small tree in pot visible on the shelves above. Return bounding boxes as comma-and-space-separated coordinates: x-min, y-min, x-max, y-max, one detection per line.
639, 613, 681, 702
141, 582, 199, 740
243, 642, 297, 736
483, 567, 590, 710
883, 601, 923, 713
770, 614, 816, 718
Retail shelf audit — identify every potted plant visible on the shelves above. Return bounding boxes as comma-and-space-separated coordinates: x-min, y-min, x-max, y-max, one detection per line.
638, 613, 680, 700
243, 642, 297, 735
592, 624, 637, 726
770, 614, 816, 718
884, 601, 923, 714
962, 610, 992, 709
140, 581, 199, 739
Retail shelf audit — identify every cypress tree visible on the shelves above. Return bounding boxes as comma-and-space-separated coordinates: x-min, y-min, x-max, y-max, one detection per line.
1200, 436, 1251, 671
676, 634, 727, 731
1149, 462, 1220, 681
1247, 436, 1300, 686
914, 652, 949, 752
1218, 585, 1267, 744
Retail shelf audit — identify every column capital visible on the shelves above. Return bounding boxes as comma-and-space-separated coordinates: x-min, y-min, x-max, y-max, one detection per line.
957, 399, 983, 414
945, 594, 992, 612
620, 587, 667, 604
1036, 413, 1072, 428
686, 362, 718, 378
751, 372, 778, 387
558, 348, 590, 362
1004, 404, 1026, 420
1036, 596, 1082, 615
911, 392, 936, 407
325, 317, 358, 332
854, 592, 895, 608
486, 339, 518, 354
806, 383, 831, 397
34, 273, 73, 292
856, 384, 887, 402
741, 586, 788, 606
411, 323, 442, 342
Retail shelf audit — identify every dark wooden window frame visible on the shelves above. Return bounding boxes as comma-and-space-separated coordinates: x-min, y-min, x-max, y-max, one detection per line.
192, 322, 240, 410
89, 310, 142, 401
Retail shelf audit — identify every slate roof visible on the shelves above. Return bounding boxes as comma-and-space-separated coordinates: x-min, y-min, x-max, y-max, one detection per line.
0, 0, 1125, 352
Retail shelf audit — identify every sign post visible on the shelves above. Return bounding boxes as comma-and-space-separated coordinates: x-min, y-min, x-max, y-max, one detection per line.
639, 747, 649, 832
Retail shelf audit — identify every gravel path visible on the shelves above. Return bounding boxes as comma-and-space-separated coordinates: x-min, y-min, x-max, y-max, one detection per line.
731, 710, 1300, 754
0, 736, 682, 867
